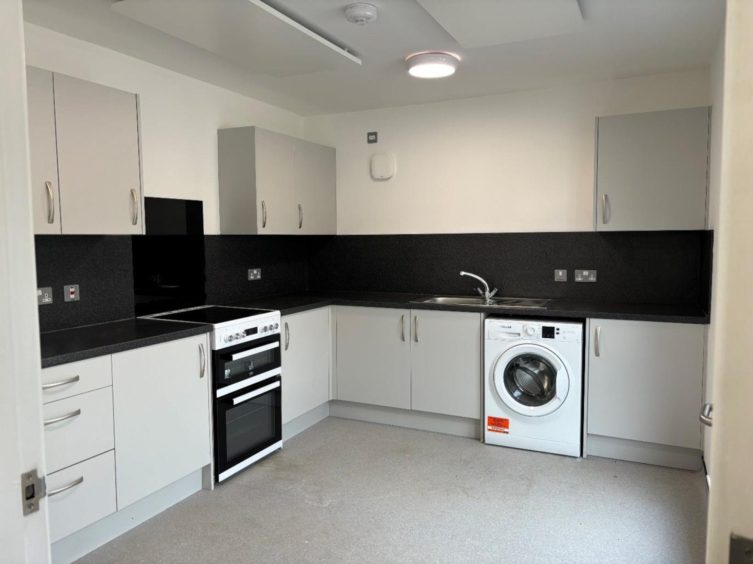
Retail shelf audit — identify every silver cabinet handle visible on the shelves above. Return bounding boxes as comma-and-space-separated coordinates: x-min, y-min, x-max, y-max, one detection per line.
44, 409, 81, 426
284, 322, 290, 350
48, 476, 84, 497
45, 181, 55, 224
130, 189, 139, 226
414, 315, 419, 343
400, 314, 406, 342
42, 375, 80, 390
601, 193, 609, 224
594, 326, 601, 357
261, 200, 267, 228
700, 403, 713, 427
298, 203, 303, 229
199, 343, 206, 379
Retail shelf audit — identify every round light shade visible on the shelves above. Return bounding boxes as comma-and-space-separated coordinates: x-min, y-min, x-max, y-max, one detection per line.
405, 51, 460, 79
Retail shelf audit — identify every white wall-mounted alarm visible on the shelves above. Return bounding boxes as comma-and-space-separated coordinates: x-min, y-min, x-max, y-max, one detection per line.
370, 153, 396, 181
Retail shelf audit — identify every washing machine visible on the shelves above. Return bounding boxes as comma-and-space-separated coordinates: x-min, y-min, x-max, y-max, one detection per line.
484, 318, 583, 457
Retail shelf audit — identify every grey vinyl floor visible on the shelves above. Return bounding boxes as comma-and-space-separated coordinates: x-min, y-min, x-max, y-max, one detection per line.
79, 417, 707, 564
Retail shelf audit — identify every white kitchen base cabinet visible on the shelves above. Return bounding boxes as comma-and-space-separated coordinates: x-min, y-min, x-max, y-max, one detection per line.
112, 335, 211, 509
587, 319, 704, 466
281, 308, 331, 424
47, 450, 117, 543
410, 310, 482, 419
335, 307, 412, 409
335, 307, 482, 420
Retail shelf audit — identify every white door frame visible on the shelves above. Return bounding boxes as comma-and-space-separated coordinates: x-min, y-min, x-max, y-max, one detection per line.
0, 0, 51, 561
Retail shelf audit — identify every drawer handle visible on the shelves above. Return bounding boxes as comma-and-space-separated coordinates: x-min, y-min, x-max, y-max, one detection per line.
284, 322, 290, 350
44, 409, 81, 426
400, 314, 406, 342
42, 375, 80, 390
199, 343, 206, 379
414, 315, 419, 343
48, 476, 84, 497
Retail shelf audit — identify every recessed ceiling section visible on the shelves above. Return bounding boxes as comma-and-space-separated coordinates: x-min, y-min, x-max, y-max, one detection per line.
415, 0, 584, 49
111, 0, 361, 77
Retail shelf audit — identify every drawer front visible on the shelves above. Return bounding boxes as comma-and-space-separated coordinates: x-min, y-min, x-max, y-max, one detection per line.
42, 355, 112, 403
44, 387, 114, 473
48, 450, 116, 543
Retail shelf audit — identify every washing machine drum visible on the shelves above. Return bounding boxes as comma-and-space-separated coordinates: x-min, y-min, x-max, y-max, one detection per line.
493, 345, 570, 417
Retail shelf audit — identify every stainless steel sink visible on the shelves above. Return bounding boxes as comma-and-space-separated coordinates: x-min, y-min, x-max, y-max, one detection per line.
415, 296, 550, 309
418, 296, 491, 306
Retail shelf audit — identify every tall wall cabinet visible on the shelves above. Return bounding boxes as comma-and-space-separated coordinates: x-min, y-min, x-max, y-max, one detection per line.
218, 126, 336, 235
26, 67, 144, 235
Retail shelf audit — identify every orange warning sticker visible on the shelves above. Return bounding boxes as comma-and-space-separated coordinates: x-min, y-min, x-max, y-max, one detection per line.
487, 416, 509, 434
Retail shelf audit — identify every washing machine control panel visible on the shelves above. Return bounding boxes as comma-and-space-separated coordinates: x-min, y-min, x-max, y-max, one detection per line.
486, 320, 582, 343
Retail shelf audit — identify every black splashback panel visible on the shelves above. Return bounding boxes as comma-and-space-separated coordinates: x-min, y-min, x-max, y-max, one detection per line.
204, 235, 327, 306
309, 231, 712, 307
35, 236, 134, 332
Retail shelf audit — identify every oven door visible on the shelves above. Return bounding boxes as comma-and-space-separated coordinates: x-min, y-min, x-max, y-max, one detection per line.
213, 334, 281, 396
214, 376, 282, 482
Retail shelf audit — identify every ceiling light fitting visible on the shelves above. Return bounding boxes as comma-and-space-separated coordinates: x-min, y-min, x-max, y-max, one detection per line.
344, 3, 378, 26
405, 51, 460, 79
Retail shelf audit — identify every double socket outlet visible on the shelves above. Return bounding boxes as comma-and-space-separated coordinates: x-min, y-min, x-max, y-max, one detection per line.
554, 269, 598, 282
38, 284, 80, 305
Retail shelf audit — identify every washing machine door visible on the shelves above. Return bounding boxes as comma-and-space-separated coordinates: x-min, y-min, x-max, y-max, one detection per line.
492, 344, 570, 417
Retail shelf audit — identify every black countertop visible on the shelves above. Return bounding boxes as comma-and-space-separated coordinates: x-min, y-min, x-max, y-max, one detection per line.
41, 318, 211, 368
236, 291, 710, 324
40, 292, 708, 368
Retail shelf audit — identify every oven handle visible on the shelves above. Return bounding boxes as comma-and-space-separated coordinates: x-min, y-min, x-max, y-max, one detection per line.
229, 341, 279, 361
230, 381, 281, 406
216, 367, 281, 398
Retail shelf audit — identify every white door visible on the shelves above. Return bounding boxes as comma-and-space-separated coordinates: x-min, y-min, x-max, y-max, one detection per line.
281, 308, 330, 424
596, 107, 709, 231
53, 73, 143, 234
254, 128, 296, 234
706, 2, 753, 558
25, 67, 61, 234
335, 307, 411, 409
112, 335, 211, 509
293, 138, 336, 235
410, 310, 482, 419
0, 2, 51, 559
587, 319, 704, 449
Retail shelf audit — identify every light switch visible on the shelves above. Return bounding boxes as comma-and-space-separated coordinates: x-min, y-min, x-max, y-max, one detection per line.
63, 284, 80, 302
554, 269, 568, 282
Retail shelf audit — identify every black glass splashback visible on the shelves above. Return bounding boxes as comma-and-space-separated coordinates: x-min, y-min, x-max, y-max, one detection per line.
144, 197, 204, 235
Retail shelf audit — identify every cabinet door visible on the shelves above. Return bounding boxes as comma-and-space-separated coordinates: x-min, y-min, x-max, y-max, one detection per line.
281, 308, 330, 424
254, 128, 296, 234
587, 319, 704, 449
411, 310, 482, 419
293, 138, 336, 235
112, 335, 210, 509
336, 307, 411, 409
595, 107, 709, 231
53, 73, 143, 234
26, 67, 61, 234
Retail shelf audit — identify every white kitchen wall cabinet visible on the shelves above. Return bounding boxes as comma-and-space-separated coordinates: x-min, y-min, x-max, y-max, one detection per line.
218, 126, 336, 235
410, 310, 482, 419
595, 107, 709, 231
587, 319, 704, 450
335, 306, 412, 409
112, 335, 211, 509
281, 308, 330, 424
26, 67, 62, 234
49, 72, 143, 234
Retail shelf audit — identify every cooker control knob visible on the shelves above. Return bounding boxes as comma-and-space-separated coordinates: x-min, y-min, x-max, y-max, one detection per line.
236, 333, 243, 340
261, 326, 267, 332
274, 323, 279, 329
224, 336, 229, 343
524, 325, 536, 337
228, 335, 235, 342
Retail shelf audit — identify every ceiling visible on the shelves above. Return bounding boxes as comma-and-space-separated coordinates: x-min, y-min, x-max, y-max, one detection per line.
22, 0, 725, 116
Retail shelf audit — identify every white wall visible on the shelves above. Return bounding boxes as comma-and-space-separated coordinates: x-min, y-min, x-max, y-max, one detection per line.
24, 24, 305, 235
703, 30, 726, 470
305, 68, 711, 235
706, 0, 753, 559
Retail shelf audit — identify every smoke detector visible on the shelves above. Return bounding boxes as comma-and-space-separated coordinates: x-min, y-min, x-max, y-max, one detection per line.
345, 2, 378, 25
